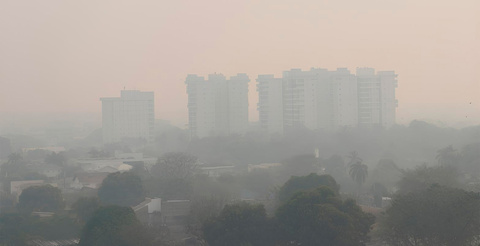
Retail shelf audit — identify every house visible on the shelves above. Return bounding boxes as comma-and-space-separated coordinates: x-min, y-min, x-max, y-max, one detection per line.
10, 180, 46, 201
27, 239, 79, 246
247, 163, 282, 172
200, 166, 235, 177
71, 172, 109, 190
97, 166, 118, 173
28, 164, 63, 178
131, 198, 191, 240
132, 197, 162, 226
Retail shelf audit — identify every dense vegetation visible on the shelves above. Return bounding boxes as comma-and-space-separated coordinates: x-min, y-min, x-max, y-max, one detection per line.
0, 121, 479, 245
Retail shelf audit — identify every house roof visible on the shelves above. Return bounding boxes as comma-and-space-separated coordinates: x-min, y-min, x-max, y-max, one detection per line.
27, 239, 79, 246
74, 172, 109, 187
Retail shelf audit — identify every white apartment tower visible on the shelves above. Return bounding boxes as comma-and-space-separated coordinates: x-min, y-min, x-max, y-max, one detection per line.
256, 75, 284, 134
356, 68, 398, 128
100, 90, 155, 144
278, 68, 358, 131
185, 73, 249, 138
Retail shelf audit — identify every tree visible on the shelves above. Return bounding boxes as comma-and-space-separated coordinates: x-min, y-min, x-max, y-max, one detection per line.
0, 213, 28, 246
276, 186, 375, 246
17, 185, 65, 213
436, 145, 459, 166
151, 152, 198, 180
371, 159, 404, 193
380, 185, 480, 246
460, 142, 480, 174
7, 152, 22, 165
79, 206, 152, 246
202, 202, 274, 246
146, 152, 198, 199
323, 155, 348, 182
349, 161, 368, 192
0, 137, 12, 159
278, 173, 339, 202
98, 172, 145, 206
347, 151, 362, 166
396, 164, 460, 195
44, 152, 67, 167
72, 197, 101, 224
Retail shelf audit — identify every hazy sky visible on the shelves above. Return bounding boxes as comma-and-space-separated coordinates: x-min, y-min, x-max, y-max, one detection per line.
1, 0, 479, 127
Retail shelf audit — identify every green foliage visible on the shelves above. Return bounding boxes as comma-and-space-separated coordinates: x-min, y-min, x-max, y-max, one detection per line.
278, 173, 339, 202
7, 152, 23, 165
380, 185, 480, 246
44, 152, 67, 167
347, 151, 362, 166
79, 206, 152, 246
0, 213, 28, 246
17, 185, 65, 213
72, 197, 101, 224
459, 142, 480, 174
370, 159, 404, 193
0, 213, 80, 245
396, 165, 460, 195
152, 152, 198, 180
146, 152, 198, 199
27, 214, 81, 240
202, 175, 374, 246
276, 186, 375, 246
323, 154, 348, 182
203, 202, 274, 246
98, 172, 145, 206
349, 161, 368, 187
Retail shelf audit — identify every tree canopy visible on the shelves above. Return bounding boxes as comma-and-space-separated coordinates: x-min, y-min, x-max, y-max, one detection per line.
202, 202, 274, 246
72, 197, 101, 224
146, 152, 198, 199
349, 161, 368, 187
79, 206, 152, 246
98, 172, 145, 206
17, 185, 65, 213
276, 186, 375, 246
396, 165, 460, 195
278, 173, 339, 202
380, 185, 480, 246
151, 152, 198, 180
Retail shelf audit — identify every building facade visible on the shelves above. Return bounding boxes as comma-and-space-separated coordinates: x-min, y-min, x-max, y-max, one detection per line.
185, 73, 249, 138
256, 75, 284, 134
257, 67, 396, 133
356, 68, 398, 128
258, 68, 359, 133
100, 90, 154, 144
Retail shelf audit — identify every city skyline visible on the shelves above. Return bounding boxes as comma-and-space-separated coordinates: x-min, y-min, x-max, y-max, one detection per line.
1, 0, 479, 128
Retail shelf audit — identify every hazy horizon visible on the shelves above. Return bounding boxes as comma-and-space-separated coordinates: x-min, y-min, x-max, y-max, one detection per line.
1, 0, 479, 128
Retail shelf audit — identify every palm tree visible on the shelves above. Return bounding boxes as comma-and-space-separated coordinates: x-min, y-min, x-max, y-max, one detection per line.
349, 160, 368, 197
347, 151, 362, 166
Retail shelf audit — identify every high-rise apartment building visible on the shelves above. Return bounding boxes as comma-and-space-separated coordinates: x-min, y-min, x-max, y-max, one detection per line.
258, 68, 358, 133
100, 90, 154, 144
185, 73, 249, 138
356, 68, 398, 128
256, 75, 284, 134
257, 67, 396, 133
